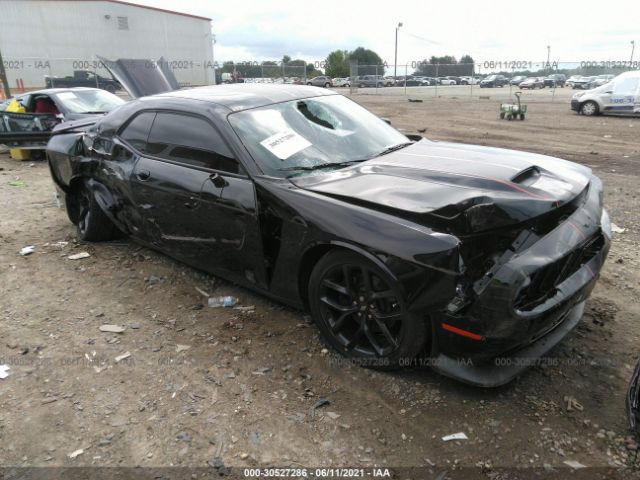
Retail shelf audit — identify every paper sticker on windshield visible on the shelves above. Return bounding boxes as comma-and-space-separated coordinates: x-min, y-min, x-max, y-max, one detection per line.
260, 129, 311, 160
57, 92, 77, 100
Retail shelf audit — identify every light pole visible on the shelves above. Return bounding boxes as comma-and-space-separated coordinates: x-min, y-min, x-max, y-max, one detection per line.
394, 22, 403, 78
631, 40, 636, 64
546, 45, 551, 70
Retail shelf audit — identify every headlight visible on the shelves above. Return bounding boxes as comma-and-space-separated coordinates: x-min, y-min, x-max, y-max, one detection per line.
572, 91, 586, 100
601, 209, 612, 240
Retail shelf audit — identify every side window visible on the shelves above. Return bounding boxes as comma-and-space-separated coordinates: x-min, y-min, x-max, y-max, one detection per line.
119, 111, 156, 152
146, 112, 240, 174
612, 77, 640, 95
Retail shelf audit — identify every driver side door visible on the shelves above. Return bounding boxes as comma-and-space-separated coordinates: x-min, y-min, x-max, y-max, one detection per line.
124, 110, 267, 288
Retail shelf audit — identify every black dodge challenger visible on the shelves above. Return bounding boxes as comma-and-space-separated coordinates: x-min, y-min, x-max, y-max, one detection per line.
46, 84, 611, 386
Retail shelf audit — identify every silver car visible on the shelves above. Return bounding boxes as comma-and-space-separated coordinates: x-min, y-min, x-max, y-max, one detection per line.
306, 76, 333, 88
571, 71, 640, 116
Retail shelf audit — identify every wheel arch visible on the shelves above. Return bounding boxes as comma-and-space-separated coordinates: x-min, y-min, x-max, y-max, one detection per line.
65, 176, 118, 224
297, 241, 400, 311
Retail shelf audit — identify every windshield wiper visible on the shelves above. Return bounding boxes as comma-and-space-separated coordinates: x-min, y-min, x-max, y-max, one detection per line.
373, 141, 414, 157
279, 159, 366, 174
81, 111, 107, 114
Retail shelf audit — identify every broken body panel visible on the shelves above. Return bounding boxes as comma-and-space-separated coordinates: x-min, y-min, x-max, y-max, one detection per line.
46, 85, 610, 386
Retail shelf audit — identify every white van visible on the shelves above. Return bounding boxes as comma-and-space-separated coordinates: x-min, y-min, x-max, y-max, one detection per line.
571, 70, 640, 116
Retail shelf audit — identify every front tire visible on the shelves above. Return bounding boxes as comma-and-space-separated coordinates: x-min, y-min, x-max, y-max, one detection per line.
69, 180, 119, 241
309, 250, 427, 370
580, 101, 599, 116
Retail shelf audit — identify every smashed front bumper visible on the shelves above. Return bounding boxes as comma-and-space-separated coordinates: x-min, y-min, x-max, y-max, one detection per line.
431, 177, 610, 387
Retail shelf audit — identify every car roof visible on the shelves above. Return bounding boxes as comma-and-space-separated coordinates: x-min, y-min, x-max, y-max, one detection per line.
23, 87, 105, 96
155, 84, 338, 112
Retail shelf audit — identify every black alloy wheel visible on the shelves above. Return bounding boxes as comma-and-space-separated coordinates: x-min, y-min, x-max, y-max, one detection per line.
70, 180, 119, 241
309, 251, 426, 369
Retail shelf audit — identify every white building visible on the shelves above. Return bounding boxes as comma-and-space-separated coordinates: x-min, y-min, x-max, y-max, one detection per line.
0, 0, 214, 90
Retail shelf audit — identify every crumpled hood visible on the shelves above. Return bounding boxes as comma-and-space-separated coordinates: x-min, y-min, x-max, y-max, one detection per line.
291, 139, 592, 234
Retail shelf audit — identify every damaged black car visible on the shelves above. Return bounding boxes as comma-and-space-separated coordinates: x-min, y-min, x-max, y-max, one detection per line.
46, 84, 610, 387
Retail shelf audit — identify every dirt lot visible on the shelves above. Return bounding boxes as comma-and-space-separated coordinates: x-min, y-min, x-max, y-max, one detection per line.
1, 88, 640, 478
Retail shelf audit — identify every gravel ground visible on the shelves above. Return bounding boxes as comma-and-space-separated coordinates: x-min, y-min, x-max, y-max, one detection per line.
1, 88, 639, 479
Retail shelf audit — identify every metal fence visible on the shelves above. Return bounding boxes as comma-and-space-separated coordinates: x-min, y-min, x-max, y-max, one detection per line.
1, 55, 638, 102
0, 57, 310, 95
344, 61, 640, 101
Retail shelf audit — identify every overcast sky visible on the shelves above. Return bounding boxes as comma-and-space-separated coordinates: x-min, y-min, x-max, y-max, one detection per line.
133, 0, 637, 66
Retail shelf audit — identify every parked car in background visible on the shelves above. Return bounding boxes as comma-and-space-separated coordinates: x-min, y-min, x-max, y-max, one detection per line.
480, 75, 509, 88
571, 70, 640, 116
510, 76, 526, 86
565, 75, 583, 88
460, 76, 480, 85
46, 83, 610, 386
399, 76, 428, 86
519, 77, 545, 89
544, 74, 566, 88
1, 88, 125, 120
354, 75, 384, 88
589, 75, 615, 89
572, 76, 597, 90
45, 70, 121, 93
332, 78, 351, 87
439, 77, 456, 85
0, 87, 127, 150
413, 76, 432, 86
382, 76, 396, 87
307, 76, 333, 87
446, 76, 462, 85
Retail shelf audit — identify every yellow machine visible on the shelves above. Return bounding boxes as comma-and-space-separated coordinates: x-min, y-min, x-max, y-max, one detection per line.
5, 98, 30, 160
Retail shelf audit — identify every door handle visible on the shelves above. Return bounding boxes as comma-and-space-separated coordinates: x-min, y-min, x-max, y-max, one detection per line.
209, 172, 229, 188
136, 169, 151, 181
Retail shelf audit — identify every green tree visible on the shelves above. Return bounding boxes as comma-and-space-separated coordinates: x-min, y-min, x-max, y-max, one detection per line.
349, 47, 385, 75
459, 54, 474, 65
325, 49, 350, 78
283, 58, 308, 78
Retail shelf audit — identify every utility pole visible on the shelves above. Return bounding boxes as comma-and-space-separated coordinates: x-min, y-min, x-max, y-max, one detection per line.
546, 45, 551, 71
394, 22, 403, 78
0, 47, 12, 98
631, 40, 636, 64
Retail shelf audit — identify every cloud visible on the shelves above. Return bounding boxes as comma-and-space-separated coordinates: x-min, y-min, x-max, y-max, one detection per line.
129, 0, 640, 65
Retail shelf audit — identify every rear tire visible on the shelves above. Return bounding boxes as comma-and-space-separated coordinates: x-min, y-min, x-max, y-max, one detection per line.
519, 113, 525, 121
69, 180, 119, 242
309, 250, 427, 370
